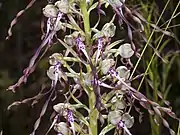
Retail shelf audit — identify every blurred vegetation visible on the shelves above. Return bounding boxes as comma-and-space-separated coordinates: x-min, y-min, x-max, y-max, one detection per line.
0, 0, 179, 135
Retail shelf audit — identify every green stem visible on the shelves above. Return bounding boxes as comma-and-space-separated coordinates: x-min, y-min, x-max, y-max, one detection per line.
89, 90, 98, 135
79, 1, 98, 135
80, 0, 91, 45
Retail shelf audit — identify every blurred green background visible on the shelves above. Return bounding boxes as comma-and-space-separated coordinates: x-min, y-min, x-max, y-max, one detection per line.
0, 0, 179, 135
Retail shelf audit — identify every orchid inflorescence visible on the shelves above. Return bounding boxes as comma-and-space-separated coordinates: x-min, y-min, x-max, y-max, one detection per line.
7, 0, 178, 135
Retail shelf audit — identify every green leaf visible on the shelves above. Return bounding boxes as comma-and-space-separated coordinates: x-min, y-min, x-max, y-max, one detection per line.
67, 14, 84, 34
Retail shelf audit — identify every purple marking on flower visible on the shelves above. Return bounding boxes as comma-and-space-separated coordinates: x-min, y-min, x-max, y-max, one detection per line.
54, 114, 59, 121
52, 62, 61, 87
67, 109, 74, 123
98, 38, 103, 50
76, 38, 85, 50
94, 77, 98, 85
118, 120, 125, 128
108, 68, 118, 78
46, 17, 51, 37
108, 68, 137, 93
118, 120, 132, 135
76, 38, 90, 61
95, 38, 103, 64
54, 62, 61, 71
67, 109, 75, 135
45, 12, 63, 44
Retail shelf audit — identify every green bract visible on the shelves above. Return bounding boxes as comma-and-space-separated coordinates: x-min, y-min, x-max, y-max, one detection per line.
93, 22, 116, 39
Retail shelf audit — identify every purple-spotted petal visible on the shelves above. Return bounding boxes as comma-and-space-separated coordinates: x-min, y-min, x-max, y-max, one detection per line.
95, 38, 103, 64
76, 38, 90, 61
67, 109, 74, 123
67, 110, 75, 135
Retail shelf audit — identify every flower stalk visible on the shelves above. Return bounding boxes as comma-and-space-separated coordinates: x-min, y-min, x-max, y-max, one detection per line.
80, 0, 98, 134
79, 0, 92, 45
